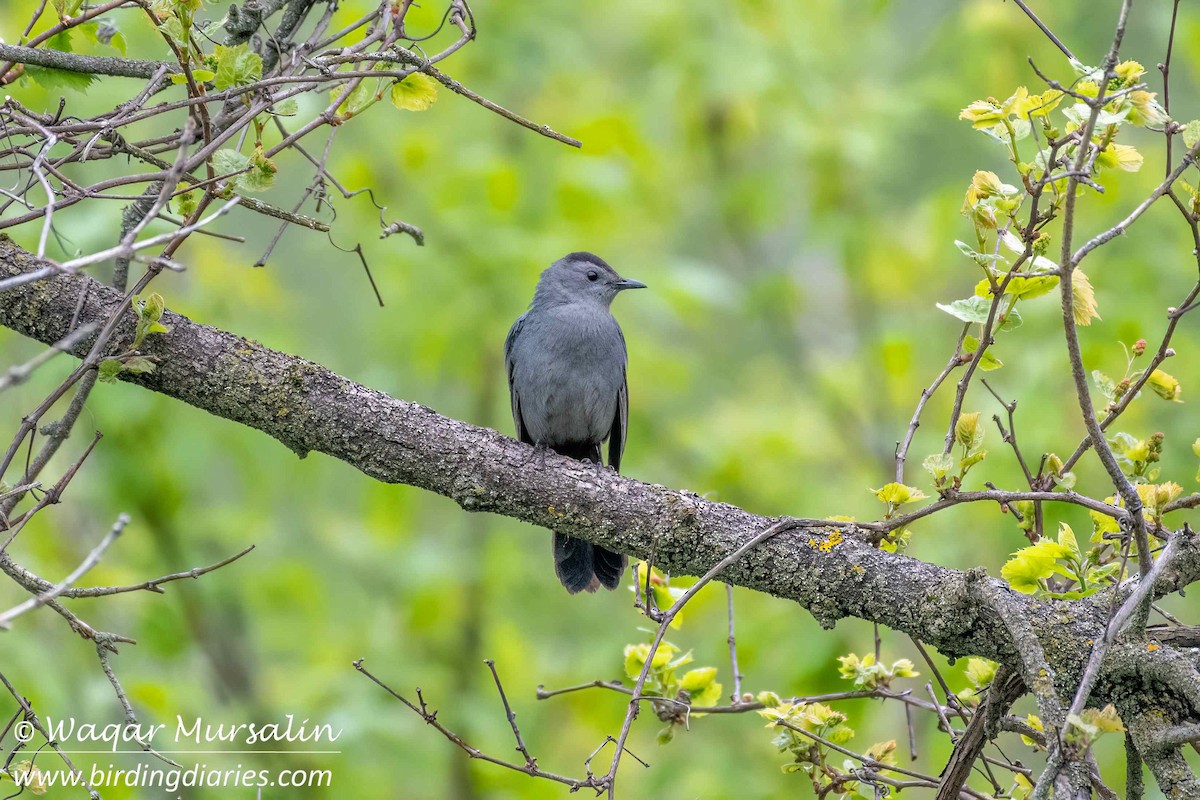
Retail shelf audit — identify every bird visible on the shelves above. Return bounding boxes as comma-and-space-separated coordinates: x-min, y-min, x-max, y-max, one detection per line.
505, 252, 646, 594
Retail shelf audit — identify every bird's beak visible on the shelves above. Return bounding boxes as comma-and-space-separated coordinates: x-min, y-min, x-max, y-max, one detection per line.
614, 278, 647, 291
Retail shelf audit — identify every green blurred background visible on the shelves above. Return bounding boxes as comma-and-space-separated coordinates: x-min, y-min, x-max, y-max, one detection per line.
3, 0, 1200, 796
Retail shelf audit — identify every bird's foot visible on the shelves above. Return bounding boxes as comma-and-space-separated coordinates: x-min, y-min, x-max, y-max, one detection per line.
528, 441, 549, 469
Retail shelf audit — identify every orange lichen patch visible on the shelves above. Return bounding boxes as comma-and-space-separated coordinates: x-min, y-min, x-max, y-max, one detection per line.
806, 530, 844, 553
1147, 643, 1160, 651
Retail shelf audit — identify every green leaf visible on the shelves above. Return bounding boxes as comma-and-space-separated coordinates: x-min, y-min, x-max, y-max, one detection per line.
837, 653, 917, 690
997, 306, 1023, 331
959, 450, 987, 471
97, 358, 122, 383
332, 80, 376, 118
1072, 269, 1100, 326
871, 483, 927, 505
623, 646, 644, 681
158, 15, 187, 46
1096, 143, 1143, 173
272, 97, 299, 116
130, 293, 170, 348
122, 356, 156, 375
213, 148, 250, 179
964, 658, 997, 689
174, 182, 198, 218
622, 642, 678, 682
52, 0, 84, 19
239, 147, 278, 192
680, 667, 718, 693
1057, 523, 1080, 558
827, 724, 855, 745
139, 292, 165, 323
689, 679, 723, 708
879, 527, 911, 554
974, 274, 1059, 301
1085, 705, 1125, 734
211, 148, 275, 193
25, 65, 97, 92
213, 43, 263, 90
1092, 370, 1116, 402
1146, 369, 1182, 402
1052, 471, 1077, 490
1066, 705, 1124, 747
922, 452, 954, 483
46, 29, 76, 52
74, 21, 100, 46
955, 411, 985, 452
953, 240, 1005, 264
390, 72, 439, 111
656, 725, 675, 745
1184, 120, 1200, 149
1088, 562, 1121, 585
936, 297, 990, 324
1000, 539, 1071, 594
963, 335, 1002, 370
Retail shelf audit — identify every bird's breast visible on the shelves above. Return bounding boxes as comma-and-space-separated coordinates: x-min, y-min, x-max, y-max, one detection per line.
512, 307, 625, 447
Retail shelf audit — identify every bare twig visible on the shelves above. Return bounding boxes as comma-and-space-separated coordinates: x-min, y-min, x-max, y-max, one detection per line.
600, 517, 801, 796
354, 659, 598, 790
484, 659, 536, 769
0, 513, 129, 629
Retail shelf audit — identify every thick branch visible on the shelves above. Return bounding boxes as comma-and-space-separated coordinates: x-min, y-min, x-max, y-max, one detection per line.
0, 43, 176, 80
0, 235, 1023, 660
3, 236, 1200, 706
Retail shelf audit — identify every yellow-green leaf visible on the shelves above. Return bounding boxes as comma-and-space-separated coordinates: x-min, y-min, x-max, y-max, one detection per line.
1184, 121, 1200, 149
1071, 270, 1100, 325
1147, 369, 1182, 402
1001, 539, 1070, 594
1057, 522, 1080, 558
871, 483, 927, 505
955, 411, 985, 450
680, 667, 718, 693
963, 335, 1003, 371
964, 657, 997, 689
390, 73, 439, 111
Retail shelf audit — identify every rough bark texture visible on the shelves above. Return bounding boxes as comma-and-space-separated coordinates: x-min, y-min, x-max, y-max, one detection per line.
2, 236, 1200, 730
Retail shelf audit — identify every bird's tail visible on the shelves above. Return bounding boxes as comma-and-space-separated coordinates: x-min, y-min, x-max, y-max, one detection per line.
548, 441, 628, 593
554, 533, 628, 594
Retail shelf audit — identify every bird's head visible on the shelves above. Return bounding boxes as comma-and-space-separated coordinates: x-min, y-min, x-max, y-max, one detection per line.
533, 252, 646, 308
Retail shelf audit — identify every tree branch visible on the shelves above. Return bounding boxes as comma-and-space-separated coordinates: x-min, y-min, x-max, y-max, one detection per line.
0, 43, 176, 80
4, 235, 1200, 719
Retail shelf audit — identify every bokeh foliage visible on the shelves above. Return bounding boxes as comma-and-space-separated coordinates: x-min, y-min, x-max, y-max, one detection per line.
2, 0, 1200, 796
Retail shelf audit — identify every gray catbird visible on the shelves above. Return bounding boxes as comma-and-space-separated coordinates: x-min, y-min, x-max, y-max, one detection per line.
505, 252, 646, 593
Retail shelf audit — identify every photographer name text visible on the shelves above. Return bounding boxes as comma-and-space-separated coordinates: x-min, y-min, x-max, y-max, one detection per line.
31, 716, 342, 751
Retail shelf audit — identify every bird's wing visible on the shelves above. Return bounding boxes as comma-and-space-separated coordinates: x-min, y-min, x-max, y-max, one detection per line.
504, 313, 533, 445
608, 327, 629, 473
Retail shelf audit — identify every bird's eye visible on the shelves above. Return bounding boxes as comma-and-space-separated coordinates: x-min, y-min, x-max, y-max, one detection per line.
586, 270, 599, 282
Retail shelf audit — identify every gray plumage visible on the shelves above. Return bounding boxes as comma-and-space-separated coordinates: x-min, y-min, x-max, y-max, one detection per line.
505, 252, 646, 593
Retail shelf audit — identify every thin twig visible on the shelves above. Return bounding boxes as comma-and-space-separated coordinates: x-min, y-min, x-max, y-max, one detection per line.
484, 659, 536, 769
354, 659, 597, 790
0, 513, 129, 628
